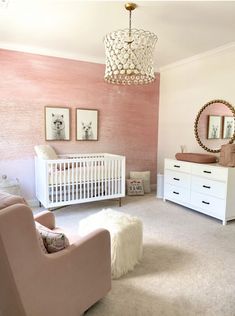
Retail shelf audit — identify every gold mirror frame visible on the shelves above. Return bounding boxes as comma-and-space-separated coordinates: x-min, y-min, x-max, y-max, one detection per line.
194, 99, 235, 153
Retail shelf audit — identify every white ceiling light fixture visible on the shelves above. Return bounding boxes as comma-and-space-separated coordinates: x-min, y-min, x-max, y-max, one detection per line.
104, 2, 158, 85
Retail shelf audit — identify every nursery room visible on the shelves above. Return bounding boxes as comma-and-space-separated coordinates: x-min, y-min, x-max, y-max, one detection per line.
0, 1, 235, 315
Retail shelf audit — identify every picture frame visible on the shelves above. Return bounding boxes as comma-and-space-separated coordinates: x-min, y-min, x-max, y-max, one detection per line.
76, 108, 98, 141
223, 116, 235, 139
45, 106, 70, 141
207, 115, 222, 139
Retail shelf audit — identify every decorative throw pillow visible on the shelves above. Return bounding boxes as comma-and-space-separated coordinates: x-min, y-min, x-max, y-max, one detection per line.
34, 145, 58, 160
130, 171, 151, 193
35, 222, 69, 253
126, 179, 144, 196
0, 191, 28, 210
36, 230, 48, 254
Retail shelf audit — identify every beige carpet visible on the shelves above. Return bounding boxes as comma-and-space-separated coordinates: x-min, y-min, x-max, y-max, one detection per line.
52, 194, 235, 316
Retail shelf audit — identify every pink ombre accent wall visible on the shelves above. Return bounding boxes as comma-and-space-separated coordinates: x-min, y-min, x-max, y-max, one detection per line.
0, 49, 159, 200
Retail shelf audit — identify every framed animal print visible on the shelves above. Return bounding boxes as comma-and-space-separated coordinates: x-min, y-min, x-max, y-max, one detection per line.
223, 116, 235, 139
45, 106, 70, 141
207, 115, 222, 139
76, 108, 98, 141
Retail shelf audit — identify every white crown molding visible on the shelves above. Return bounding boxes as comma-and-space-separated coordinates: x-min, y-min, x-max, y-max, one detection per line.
159, 42, 235, 72
0, 42, 105, 65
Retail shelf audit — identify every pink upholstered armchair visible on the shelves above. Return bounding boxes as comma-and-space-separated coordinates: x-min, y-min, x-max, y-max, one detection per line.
0, 203, 111, 316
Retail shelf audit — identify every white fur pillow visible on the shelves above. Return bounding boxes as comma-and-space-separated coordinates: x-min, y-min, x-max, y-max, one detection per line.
130, 171, 151, 193
34, 145, 58, 160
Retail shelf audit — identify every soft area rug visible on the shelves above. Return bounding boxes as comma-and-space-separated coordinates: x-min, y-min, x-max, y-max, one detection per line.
37, 194, 235, 316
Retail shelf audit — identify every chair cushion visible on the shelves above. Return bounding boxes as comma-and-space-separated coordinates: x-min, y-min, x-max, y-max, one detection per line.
130, 171, 151, 193
35, 222, 70, 253
0, 191, 27, 210
34, 145, 58, 160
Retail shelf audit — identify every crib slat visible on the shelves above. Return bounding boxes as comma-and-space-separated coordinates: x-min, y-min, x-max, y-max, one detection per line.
108, 159, 111, 196
79, 161, 82, 200
76, 161, 78, 200
114, 159, 117, 195
59, 163, 62, 202
87, 161, 90, 199
71, 160, 74, 201
55, 163, 58, 203
101, 159, 104, 197
91, 160, 94, 198
97, 160, 100, 197
83, 160, 86, 199
111, 160, 113, 195
63, 162, 66, 203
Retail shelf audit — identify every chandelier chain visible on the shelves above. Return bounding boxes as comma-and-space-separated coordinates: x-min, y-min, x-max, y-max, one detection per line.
129, 9, 132, 38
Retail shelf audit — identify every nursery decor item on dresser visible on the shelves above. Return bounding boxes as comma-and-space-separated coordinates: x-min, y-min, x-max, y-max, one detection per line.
219, 144, 235, 167
45, 106, 70, 141
164, 158, 235, 225
194, 99, 235, 153
175, 153, 217, 164
34, 145, 126, 208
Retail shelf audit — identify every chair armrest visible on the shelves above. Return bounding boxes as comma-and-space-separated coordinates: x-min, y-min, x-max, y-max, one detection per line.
34, 211, 55, 229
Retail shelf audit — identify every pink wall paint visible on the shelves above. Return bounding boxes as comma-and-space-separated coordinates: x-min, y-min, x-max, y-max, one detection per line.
0, 49, 159, 200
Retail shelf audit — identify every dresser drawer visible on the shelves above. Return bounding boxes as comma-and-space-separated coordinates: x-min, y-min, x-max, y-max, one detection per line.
165, 159, 191, 173
191, 192, 226, 219
165, 170, 191, 188
164, 184, 190, 203
191, 164, 228, 181
191, 176, 227, 199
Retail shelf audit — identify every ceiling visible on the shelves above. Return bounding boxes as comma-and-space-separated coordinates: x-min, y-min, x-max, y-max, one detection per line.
0, 1, 235, 69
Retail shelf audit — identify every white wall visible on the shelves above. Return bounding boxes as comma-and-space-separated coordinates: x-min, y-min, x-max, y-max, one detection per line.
158, 43, 235, 173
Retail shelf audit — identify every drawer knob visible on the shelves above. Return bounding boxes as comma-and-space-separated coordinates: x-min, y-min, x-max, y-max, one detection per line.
203, 185, 211, 189
203, 170, 212, 174
174, 165, 180, 168
173, 191, 179, 195
202, 200, 210, 205
173, 177, 180, 181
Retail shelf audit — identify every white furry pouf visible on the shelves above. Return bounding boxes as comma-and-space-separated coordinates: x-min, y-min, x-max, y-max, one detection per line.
79, 209, 143, 279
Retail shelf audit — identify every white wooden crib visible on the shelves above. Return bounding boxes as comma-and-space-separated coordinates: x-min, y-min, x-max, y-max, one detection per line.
35, 153, 126, 208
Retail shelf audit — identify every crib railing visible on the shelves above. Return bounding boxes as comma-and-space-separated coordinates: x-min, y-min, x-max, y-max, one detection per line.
35, 153, 126, 208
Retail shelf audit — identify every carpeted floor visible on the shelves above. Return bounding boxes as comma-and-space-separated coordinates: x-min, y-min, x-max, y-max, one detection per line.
42, 194, 235, 316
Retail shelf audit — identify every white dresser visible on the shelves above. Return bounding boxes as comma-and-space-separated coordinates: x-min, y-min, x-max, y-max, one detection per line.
164, 158, 235, 225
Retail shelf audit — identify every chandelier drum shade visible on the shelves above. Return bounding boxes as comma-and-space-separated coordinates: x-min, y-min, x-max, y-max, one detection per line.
104, 3, 158, 85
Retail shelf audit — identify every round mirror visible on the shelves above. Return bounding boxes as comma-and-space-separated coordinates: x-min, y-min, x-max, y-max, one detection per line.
194, 99, 235, 153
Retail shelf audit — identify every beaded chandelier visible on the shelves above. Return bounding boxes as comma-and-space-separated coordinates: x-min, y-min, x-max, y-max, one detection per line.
104, 3, 158, 85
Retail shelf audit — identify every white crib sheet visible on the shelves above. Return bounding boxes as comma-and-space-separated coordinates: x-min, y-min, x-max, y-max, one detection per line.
48, 166, 118, 185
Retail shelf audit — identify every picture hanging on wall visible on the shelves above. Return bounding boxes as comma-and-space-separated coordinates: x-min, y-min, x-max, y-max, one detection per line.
207, 115, 222, 139
223, 116, 235, 139
76, 108, 98, 141
45, 106, 70, 141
